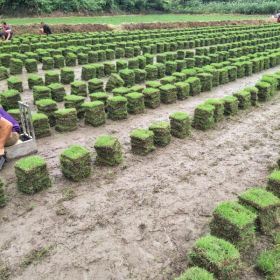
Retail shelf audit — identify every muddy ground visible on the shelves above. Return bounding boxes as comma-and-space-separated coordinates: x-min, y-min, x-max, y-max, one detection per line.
1, 65, 280, 279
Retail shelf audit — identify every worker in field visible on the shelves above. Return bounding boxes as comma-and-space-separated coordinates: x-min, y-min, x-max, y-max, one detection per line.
0, 108, 20, 170
0, 22, 13, 41
40, 22, 52, 35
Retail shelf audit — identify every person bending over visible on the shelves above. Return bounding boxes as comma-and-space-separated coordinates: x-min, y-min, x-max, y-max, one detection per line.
40, 22, 52, 35
0, 108, 20, 170
0, 22, 13, 41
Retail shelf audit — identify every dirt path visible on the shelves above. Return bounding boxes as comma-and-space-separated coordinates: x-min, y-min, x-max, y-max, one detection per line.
2, 69, 280, 279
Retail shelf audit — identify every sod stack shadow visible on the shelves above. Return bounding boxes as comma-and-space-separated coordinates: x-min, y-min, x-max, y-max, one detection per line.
193, 103, 215, 131
169, 112, 191, 139
222, 96, 239, 116
0, 90, 21, 110
130, 128, 155, 156
106, 74, 124, 92
267, 170, 280, 198
0, 177, 6, 208
36, 98, 58, 127
126, 92, 145, 114
7, 77, 23, 92
61, 68, 75, 84
60, 145, 91, 181
94, 135, 123, 166
143, 87, 161, 109
28, 74, 44, 89
149, 121, 171, 147
32, 112, 51, 138
107, 96, 128, 120
82, 101, 106, 127
15, 155, 52, 194
54, 108, 78, 132
174, 267, 215, 280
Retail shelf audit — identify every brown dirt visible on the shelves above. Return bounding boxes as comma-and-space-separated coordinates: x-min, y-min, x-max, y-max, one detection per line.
1, 66, 280, 279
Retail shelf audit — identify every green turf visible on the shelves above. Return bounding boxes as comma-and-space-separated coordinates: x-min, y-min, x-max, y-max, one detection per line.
61, 145, 90, 160
2, 14, 269, 26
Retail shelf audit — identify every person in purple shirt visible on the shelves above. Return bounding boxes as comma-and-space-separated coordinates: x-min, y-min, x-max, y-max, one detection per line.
0, 108, 20, 169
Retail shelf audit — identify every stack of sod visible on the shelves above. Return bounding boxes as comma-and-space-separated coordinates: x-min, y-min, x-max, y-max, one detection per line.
145, 65, 158, 80
233, 91, 251, 110
36, 98, 58, 127
146, 81, 161, 89
116, 60, 128, 72
106, 49, 115, 60
0, 66, 8, 81
149, 121, 171, 147
174, 82, 190, 100
64, 95, 85, 118
210, 201, 257, 252
186, 77, 201, 96
71, 81, 87, 97
239, 187, 280, 235
48, 83, 66, 102
255, 81, 272, 102
28, 74, 43, 89
7, 109, 21, 123
104, 62, 116, 76
7, 77, 23, 92
169, 112, 191, 139
130, 129, 155, 155
126, 92, 145, 114
226, 66, 237, 82
244, 86, 258, 106
189, 235, 241, 279
262, 75, 278, 95
60, 145, 91, 181
128, 58, 139, 69
112, 87, 130, 97
267, 170, 280, 198
0, 54, 11, 68
15, 155, 52, 194
0, 177, 6, 208
61, 68, 75, 84
159, 84, 177, 104
78, 53, 88, 65
54, 55, 65, 68
205, 99, 224, 122
32, 112, 51, 138
33, 86, 51, 103
94, 135, 123, 166
161, 76, 176, 85
81, 64, 96, 81
222, 96, 239, 116
10, 58, 23, 75
174, 267, 215, 280
82, 101, 106, 127
45, 71, 60, 86
88, 78, 104, 93
115, 48, 125, 59
154, 63, 166, 79
137, 56, 146, 69
105, 74, 124, 92
192, 103, 215, 131
107, 96, 128, 120
173, 72, 186, 82
143, 88, 161, 109
130, 85, 144, 93
120, 69, 135, 87
134, 69, 147, 83
218, 68, 229, 84
165, 61, 177, 75
197, 73, 213, 92
42, 57, 54, 70
89, 92, 109, 107
25, 59, 38, 73
0, 90, 21, 110
65, 53, 77, 66
55, 108, 78, 132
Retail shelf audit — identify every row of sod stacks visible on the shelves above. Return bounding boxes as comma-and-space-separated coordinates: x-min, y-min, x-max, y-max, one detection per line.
130, 129, 155, 155
107, 96, 128, 120
60, 145, 91, 181
193, 104, 215, 131
94, 135, 123, 166
15, 155, 52, 194
0, 90, 21, 110
149, 121, 171, 147
82, 101, 106, 127
143, 87, 160, 109
55, 108, 78, 132
48, 83, 66, 102
36, 99, 58, 127
7, 77, 23, 92
32, 113, 51, 138
169, 112, 191, 139
126, 92, 145, 114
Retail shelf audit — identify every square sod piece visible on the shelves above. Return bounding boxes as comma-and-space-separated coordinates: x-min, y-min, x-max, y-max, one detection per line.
55, 108, 78, 132
94, 135, 123, 166
81, 64, 96, 81
197, 73, 213, 92
119, 69, 135, 87
146, 81, 162, 89
89, 92, 109, 106
159, 84, 177, 104
244, 86, 258, 106
107, 96, 128, 120
192, 103, 215, 131
0, 66, 9, 81
15, 155, 51, 194
7, 76, 23, 92
169, 112, 191, 139
143, 87, 161, 109
268, 170, 280, 198
222, 96, 239, 116
174, 267, 215, 280
233, 90, 251, 110
186, 77, 202, 96
126, 92, 145, 114
10, 58, 23, 75
239, 187, 280, 235
205, 99, 224, 122
60, 145, 91, 181
32, 113, 51, 138
130, 129, 155, 156
71, 81, 88, 97
149, 121, 171, 147
82, 101, 106, 127
210, 201, 257, 252
189, 235, 241, 280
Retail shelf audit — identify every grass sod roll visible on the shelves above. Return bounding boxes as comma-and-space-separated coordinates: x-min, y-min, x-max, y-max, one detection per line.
267, 170, 280, 198
244, 86, 259, 106
33, 86, 51, 103
25, 59, 38, 73
94, 135, 123, 166
32, 112, 51, 138
197, 73, 213, 92
169, 112, 191, 139
55, 108, 78, 132
205, 98, 224, 122
149, 121, 171, 147
7, 76, 23, 92
88, 78, 104, 93
36, 98, 58, 127
48, 83, 66, 102
61, 68, 75, 84
60, 145, 91, 181
82, 101, 106, 127
45, 71, 60, 86
174, 267, 215, 280
238, 187, 280, 235
130, 129, 155, 156
28, 74, 43, 89
0, 178, 6, 208
119, 69, 135, 87
192, 103, 215, 131
64, 95, 85, 118
0, 90, 21, 110
186, 77, 201, 96
81, 64, 96, 81
106, 74, 124, 92
222, 96, 239, 116
107, 96, 128, 120
159, 84, 177, 104
189, 235, 241, 280
15, 155, 52, 194
233, 90, 251, 110
210, 201, 257, 252
143, 87, 161, 109
71, 81, 87, 97
126, 92, 145, 114
42, 57, 54, 70
255, 81, 272, 102
10, 58, 23, 75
